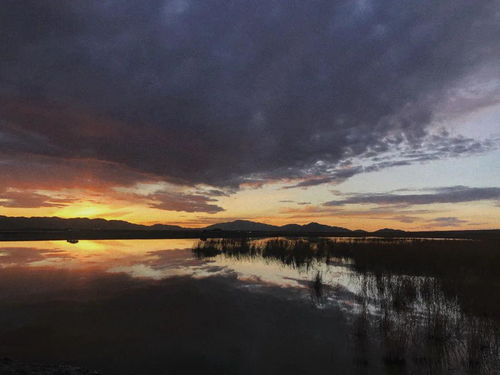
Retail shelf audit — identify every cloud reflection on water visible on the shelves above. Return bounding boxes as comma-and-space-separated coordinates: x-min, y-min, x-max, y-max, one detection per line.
0, 239, 357, 297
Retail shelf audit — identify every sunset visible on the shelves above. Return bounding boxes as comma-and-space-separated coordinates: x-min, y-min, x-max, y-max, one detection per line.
2, 1, 500, 231
1, 1, 500, 374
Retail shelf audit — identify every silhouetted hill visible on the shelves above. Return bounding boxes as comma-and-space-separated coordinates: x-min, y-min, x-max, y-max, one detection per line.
353, 229, 369, 234
204, 220, 278, 231
149, 223, 185, 231
300, 222, 351, 233
205, 220, 350, 232
0, 216, 356, 234
280, 224, 303, 231
373, 228, 407, 236
2, 215, 497, 241
0, 216, 182, 231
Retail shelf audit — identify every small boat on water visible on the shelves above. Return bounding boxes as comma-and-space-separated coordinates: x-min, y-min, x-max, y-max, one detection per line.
67, 239, 79, 244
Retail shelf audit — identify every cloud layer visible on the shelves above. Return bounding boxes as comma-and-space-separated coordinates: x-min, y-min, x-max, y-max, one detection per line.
324, 186, 500, 207
1, 0, 500, 212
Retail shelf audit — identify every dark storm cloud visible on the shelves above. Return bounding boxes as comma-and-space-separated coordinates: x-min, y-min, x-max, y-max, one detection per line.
0, 151, 159, 191
324, 186, 500, 206
1, 0, 500, 190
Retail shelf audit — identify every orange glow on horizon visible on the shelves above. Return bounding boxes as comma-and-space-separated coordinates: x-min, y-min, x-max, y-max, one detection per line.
1, 186, 499, 232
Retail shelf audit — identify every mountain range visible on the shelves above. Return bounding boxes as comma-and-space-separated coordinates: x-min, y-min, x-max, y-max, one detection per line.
2, 216, 499, 240
205, 220, 353, 232
0, 215, 183, 231
0, 216, 358, 233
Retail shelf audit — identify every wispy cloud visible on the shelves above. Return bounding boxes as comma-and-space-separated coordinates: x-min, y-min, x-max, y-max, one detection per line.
0, 189, 76, 208
324, 186, 500, 207
426, 217, 468, 227
283, 133, 498, 189
147, 192, 224, 214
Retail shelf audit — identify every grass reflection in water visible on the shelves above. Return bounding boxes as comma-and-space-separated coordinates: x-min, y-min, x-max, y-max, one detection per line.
194, 237, 500, 374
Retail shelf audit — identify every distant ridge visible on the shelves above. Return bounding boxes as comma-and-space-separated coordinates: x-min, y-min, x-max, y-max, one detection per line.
204, 220, 278, 231
373, 228, 407, 236
0, 215, 183, 231
205, 220, 351, 233
299, 222, 351, 233
0, 216, 350, 233
0, 216, 499, 241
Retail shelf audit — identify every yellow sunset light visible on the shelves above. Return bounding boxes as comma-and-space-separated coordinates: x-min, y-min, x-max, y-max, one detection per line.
54, 203, 114, 219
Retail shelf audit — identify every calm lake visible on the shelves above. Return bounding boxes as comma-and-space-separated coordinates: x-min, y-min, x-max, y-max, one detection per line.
0, 238, 498, 374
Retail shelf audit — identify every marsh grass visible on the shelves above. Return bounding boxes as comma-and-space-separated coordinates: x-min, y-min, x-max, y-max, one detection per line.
193, 238, 259, 259
309, 271, 325, 306
193, 237, 500, 373
355, 272, 500, 374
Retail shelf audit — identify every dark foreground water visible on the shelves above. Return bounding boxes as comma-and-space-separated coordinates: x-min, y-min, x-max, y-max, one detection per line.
0, 238, 498, 374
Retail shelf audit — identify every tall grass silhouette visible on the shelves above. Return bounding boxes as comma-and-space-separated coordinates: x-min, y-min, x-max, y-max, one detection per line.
193, 237, 500, 373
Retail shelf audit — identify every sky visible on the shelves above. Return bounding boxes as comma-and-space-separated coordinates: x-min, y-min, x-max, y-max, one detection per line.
1, 0, 500, 231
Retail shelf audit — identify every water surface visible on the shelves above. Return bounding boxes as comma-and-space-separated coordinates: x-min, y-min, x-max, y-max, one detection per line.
0, 238, 498, 374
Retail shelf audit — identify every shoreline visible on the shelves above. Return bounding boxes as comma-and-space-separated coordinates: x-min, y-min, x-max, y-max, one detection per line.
1, 229, 499, 242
